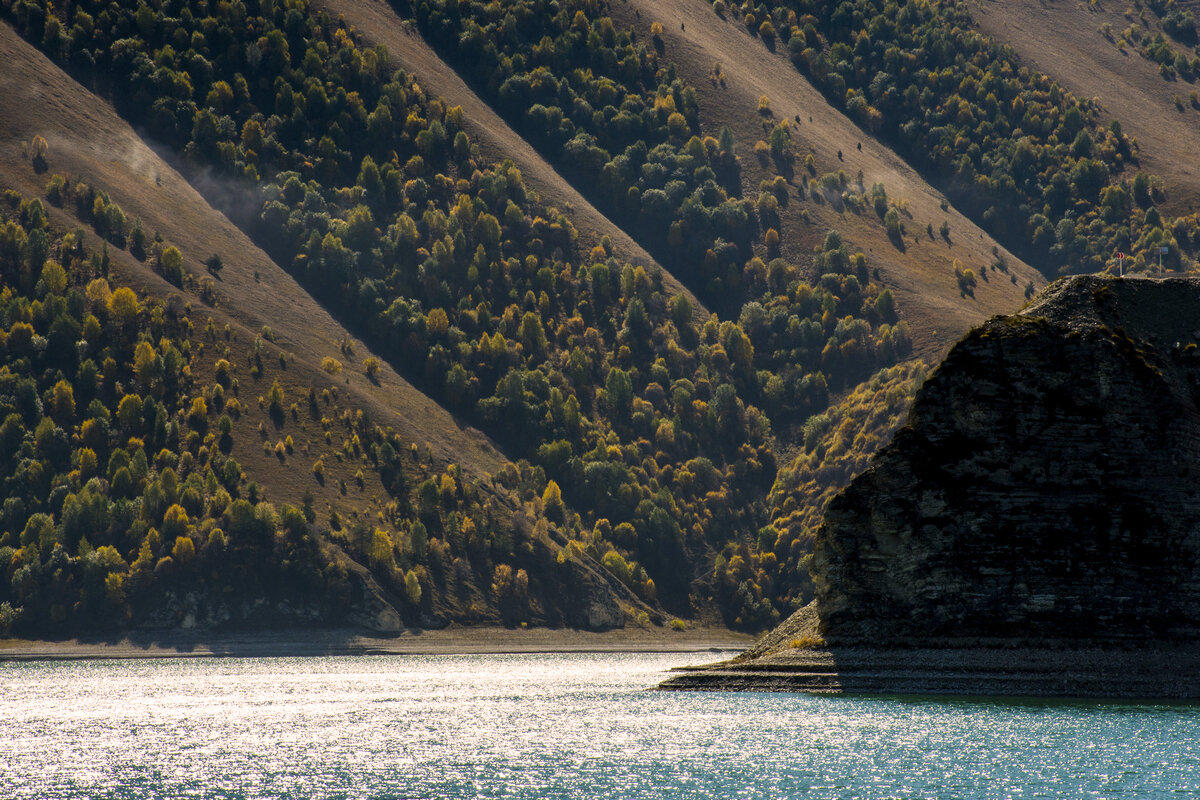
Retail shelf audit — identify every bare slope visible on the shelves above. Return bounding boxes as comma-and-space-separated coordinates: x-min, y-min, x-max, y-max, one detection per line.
615, 0, 1046, 359
0, 21, 507, 478
316, 0, 708, 317
970, 0, 1200, 217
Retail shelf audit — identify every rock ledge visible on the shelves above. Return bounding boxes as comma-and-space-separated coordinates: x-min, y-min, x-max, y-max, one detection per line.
665, 276, 1200, 697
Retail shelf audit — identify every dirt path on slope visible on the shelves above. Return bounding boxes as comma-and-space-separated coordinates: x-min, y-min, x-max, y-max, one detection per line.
318, 0, 708, 317
971, 0, 1200, 216
0, 22, 508, 476
614, 0, 1045, 359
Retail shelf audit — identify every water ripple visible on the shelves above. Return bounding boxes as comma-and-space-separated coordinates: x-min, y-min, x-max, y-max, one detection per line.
1, 653, 1197, 798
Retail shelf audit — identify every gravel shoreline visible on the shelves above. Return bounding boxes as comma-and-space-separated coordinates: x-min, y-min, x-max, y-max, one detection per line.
0, 627, 754, 662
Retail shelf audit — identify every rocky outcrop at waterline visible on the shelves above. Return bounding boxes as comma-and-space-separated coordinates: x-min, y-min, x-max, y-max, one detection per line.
663, 276, 1200, 697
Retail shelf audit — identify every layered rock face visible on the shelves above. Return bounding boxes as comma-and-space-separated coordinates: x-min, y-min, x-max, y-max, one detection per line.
661, 276, 1200, 696
813, 275, 1200, 644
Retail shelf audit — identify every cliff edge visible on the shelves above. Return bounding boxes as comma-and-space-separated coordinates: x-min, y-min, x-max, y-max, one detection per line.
663, 275, 1200, 697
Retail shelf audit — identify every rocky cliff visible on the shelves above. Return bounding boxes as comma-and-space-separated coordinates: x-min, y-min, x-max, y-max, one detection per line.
814, 274, 1200, 644
663, 276, 1200, 696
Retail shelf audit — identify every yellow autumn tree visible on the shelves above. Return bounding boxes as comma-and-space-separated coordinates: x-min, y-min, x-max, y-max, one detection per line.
542, 480, 564, 523
108, 287, 139, 327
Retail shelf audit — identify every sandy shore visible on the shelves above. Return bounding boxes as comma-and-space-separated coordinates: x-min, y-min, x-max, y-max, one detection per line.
0, 626, 755, 662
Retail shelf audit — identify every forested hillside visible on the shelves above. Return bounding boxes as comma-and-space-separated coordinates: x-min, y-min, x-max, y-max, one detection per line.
1, 0, 1194, 637
0, 188, 673, 637
0, 193, 347, 634
969, 0, 1200, 223
711, 0, 1200, 275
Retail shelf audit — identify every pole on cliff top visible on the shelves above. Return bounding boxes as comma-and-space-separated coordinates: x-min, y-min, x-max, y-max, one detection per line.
1116, 252, 1124, 277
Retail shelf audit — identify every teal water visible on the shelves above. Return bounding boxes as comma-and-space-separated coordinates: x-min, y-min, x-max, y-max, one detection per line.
1, 652, 1197, 799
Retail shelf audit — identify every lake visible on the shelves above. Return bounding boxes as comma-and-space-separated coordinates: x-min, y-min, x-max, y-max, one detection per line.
2, 652, 1197, 798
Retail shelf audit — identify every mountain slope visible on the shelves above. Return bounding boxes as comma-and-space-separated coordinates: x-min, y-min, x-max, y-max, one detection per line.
0, 2, 783, 630
7, 0, 1185, 636
0, 20, 665, 633
615, 0, 1046, 359
316, 0, 708, 318
0, 0, 1047, 628
970, 0, 1200, 218
0, 21, 507, 478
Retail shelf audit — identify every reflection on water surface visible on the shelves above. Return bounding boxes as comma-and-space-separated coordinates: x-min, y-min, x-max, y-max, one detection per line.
2, 652, 1196, 798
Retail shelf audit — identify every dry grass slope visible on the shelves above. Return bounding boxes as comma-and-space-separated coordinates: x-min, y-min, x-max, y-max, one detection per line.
970, 0, 1200, 219
612, 0, 1046, 361
0, 21, 509, 486
315, 0, 710, 319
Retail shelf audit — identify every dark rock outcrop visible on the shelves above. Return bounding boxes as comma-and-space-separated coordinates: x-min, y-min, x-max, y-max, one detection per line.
663, 276, 1200, 697
815, 275, 1200, 644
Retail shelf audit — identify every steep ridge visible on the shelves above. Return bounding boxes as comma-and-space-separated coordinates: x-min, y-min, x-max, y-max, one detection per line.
5, 0, 833, 631
664, 275, 1200, 697
970, 0, 1200, 218
0, 21, 507, 477
0, 16, 728, 633
315, 0, 708, 319
616, 0, 1046, 359
614, 0, 1045, 582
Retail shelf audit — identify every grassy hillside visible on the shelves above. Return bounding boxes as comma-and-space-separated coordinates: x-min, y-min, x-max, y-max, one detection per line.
0, 22, 506, 478
0, 21, 662, 633
0, 0, 925, 628
704, 0, 1200, 278
0, 22, 667, 635
608, 0, 1042, 359
970, 0, 1200, 223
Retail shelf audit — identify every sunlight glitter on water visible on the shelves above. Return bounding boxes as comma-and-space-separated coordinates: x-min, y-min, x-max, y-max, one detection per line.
2, 652, 1199, 799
